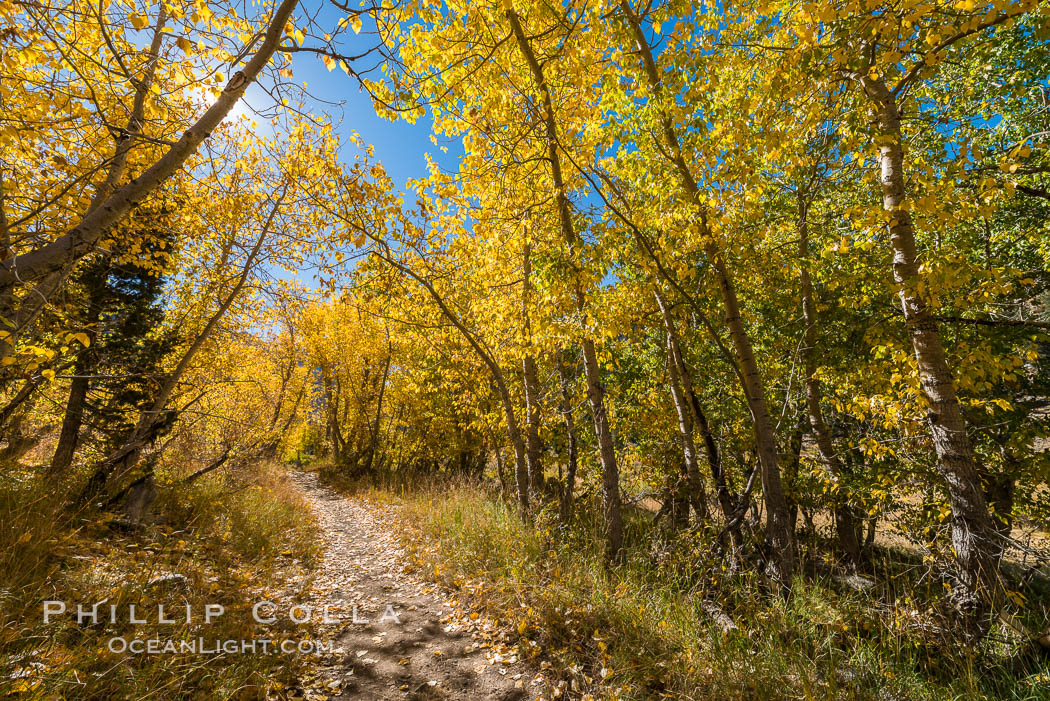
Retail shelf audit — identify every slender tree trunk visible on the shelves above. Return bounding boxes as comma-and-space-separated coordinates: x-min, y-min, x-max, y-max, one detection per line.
279, 382, 306, 436
181, 448, 232, 484
0, 376, 43, 433
363, 339, 392, 473
783, 419, 804, 539
89, 5, 170, 211
858, 75, 1004, 625
580, 339, 623, 558
495, 443, 508, 497
263, 326, 298, 451
662, 315, 708, 523
864, 516, 877, 552
49, 355, 92, 475
656, 293, 737, 524
655, 291, 717, 520
521, 242, 543, 496
662, 346, 693, 529
710, 251, 795, 585
1, 7, 168, 362
332, 396, 346, 464
1, 271, 69, 376
522, 354, 543, 493
557, 350, 579, 521
261, 365, 305, 459
49, 261, 110, 475
322, 366, 342, 463
617, 0, 793, 585
984, 449, 1016, 544
796, 193, 861, 566
0, 398, 39, 463
506, 7, 622, 559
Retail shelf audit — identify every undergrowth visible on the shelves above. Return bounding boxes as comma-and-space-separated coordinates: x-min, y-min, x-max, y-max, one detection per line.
0, 461, 320, 699
334, 473, 1050, 701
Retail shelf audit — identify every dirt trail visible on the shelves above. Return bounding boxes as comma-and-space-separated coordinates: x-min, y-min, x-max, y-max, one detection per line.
282, 470, 535, 701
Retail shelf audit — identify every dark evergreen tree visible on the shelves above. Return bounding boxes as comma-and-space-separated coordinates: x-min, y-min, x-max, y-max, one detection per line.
49, 206, 176, 474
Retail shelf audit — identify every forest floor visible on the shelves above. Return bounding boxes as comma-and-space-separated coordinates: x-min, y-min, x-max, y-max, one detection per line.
280, 470, 545, 701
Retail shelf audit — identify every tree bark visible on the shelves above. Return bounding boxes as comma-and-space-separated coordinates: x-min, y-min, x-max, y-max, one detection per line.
362, 337, 392, 474
49, 355, 92, 475
49, 259, 111, 475
89, 4, 170, 211
783, 419, 804, 540
263, 318, 298, 450
0, 7, 169, 362
580, 339, 623, 558
709, 235, 795, 586
322, 366, 344, 463
858, 74, 1003, 623
983, 449, 1016, 544
0, 396, 39, 463
0, 376, 44, 433
494, 442, 508, 496
181, 447, 231, 484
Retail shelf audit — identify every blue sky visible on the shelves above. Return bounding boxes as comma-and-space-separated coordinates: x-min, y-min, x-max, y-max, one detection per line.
136, 3, 450, 191
271, 5, 459, 191
227, 5, 464, 288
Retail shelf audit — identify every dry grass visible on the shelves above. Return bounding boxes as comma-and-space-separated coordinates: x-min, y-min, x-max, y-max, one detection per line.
0, 461, 320, 699
346, 478, 1050, 701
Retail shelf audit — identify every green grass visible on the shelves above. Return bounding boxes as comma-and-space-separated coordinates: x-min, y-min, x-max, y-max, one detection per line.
0, 462, 321, 699
349, 478, 1050, 701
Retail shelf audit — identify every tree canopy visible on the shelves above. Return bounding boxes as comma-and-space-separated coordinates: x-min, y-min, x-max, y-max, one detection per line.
3, 0, 1049, 663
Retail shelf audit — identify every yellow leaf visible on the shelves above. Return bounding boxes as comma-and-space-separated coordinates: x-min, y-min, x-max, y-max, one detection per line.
130, 13, 149, 30
351, 15, 362, 34
10, 678, 40, 693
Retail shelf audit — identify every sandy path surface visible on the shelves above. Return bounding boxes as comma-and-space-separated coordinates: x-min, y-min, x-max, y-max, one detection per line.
282, 471, 539, 701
